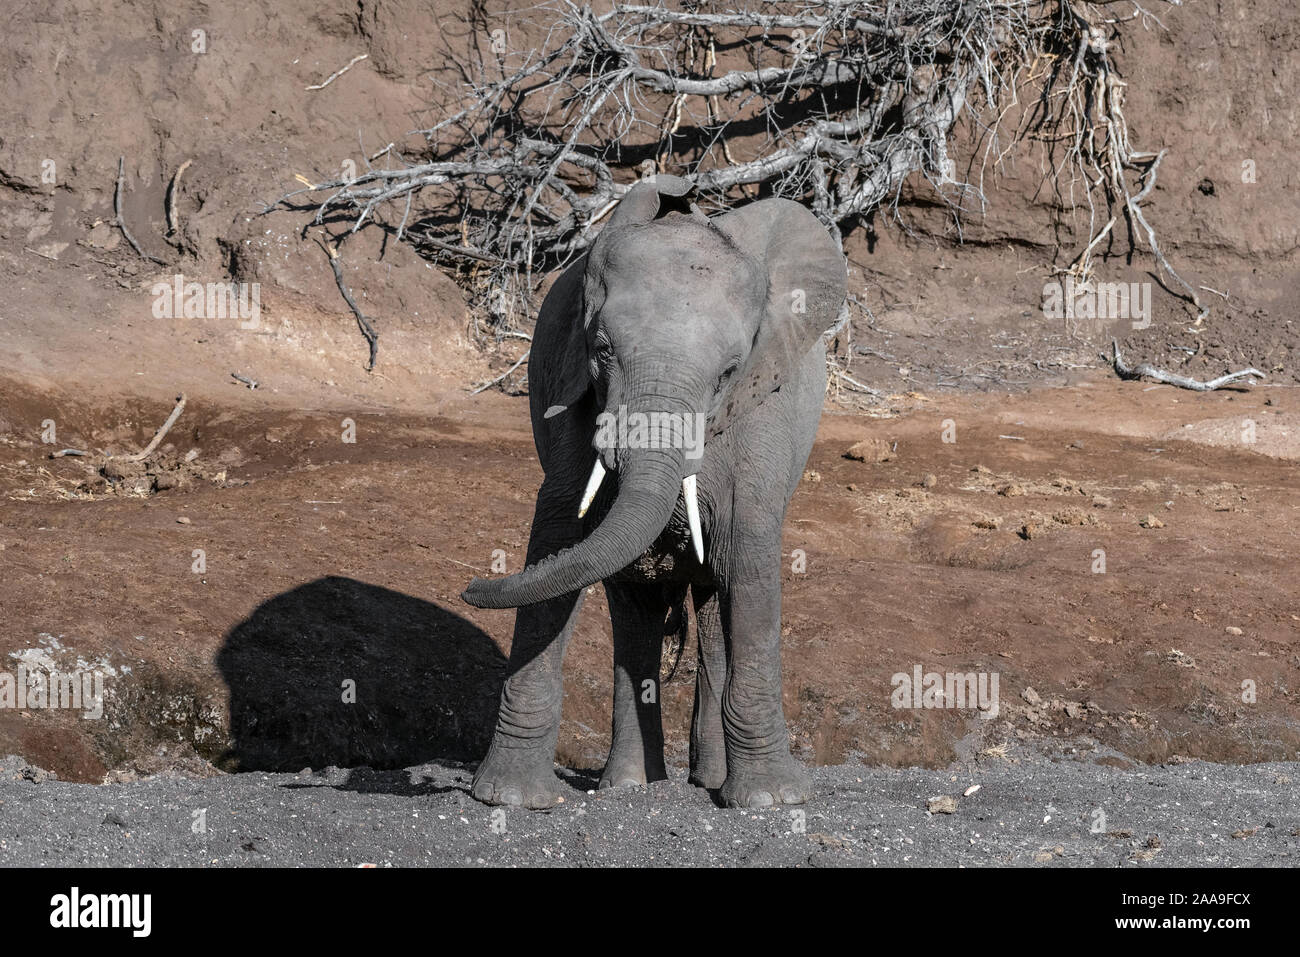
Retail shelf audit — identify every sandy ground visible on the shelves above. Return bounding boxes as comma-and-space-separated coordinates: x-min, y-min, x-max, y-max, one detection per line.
1, 745, 1295, 867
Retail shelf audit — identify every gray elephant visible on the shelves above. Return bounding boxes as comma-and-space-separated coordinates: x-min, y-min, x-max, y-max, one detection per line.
462, 175, 847, 808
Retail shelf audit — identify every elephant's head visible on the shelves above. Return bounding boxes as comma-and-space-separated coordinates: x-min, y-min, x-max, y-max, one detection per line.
462, 176, 846, 609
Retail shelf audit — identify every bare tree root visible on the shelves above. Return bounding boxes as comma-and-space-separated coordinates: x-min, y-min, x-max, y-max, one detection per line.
1110, 340, 1264, 392
1034, 4, 1207, 321
269, 0, 1195, 385
119, 393, 187, 462
318, 239, 379, 371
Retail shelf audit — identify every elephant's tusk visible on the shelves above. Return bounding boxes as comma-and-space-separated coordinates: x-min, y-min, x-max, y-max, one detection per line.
682, 473, 704, 564
578, 459, 607, 518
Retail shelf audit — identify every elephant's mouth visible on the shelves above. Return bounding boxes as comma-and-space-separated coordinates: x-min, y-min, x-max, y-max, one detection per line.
461, 431, 705, 609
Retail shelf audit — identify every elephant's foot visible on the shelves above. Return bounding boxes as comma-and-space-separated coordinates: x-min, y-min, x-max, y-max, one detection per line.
598, 742, 666, 791
719, 756, 811, 808
597, 767, 654, 790
688, 743, 726, 790
471, 749, 564, 808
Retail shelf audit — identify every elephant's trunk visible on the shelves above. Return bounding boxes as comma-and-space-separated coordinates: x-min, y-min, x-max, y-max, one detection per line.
461, 441, 688, 609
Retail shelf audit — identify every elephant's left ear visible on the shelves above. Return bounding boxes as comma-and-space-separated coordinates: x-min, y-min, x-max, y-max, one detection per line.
709, 198, 848, 439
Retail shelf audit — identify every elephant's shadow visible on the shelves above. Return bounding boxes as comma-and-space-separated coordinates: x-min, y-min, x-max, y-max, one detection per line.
216, 576, 505, 783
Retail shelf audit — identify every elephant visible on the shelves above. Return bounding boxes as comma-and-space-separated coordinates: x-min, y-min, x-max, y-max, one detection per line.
461, 175, 847, 809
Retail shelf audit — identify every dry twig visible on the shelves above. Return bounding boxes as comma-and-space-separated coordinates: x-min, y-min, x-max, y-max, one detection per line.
306, 53, 368, 91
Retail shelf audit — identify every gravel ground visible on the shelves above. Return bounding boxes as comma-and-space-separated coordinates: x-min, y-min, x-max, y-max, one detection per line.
1, 748, 1295, 867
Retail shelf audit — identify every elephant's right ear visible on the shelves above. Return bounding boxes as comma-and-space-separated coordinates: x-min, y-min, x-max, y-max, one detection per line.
529, 254, 593, 424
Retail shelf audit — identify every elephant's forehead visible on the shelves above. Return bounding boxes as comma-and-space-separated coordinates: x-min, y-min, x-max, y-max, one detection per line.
598, 220, 745, 272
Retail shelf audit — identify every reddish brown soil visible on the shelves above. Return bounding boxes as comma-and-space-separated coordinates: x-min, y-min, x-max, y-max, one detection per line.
2, 367, 1297, 782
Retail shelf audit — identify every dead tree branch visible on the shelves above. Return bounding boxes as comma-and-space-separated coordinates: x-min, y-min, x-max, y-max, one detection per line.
1110, 340, 1265, 392
119, 393, 187, 462
318, 239, 380, 371
272, 0, 1196, 373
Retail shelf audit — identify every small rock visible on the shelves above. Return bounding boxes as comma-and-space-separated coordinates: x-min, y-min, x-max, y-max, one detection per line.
102, 460, 135, 481
102, 811, 129, 828
1022, 687, 1043, 706
1052, 508, 1091, 526
927, 795, 959, 814
1033, 850, 1054, 864
1225, 626, 1243, 636
803, 469, 821, 483
998, 483, 1026, 497
844, 439, 894, 463
1018, 522, 1040, 540
177, 516, 192, 524
1139, 514, 1164, 529
972, 516, 1001, 530
921, 473, 937, 488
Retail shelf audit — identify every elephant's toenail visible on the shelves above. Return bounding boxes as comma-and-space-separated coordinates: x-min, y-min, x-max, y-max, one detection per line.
749, 790, 774, 807
779, 786, 804, 804
498, 786, 523, 805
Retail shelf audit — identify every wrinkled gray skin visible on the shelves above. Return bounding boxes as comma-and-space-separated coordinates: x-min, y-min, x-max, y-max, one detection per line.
462, 177, 847, 809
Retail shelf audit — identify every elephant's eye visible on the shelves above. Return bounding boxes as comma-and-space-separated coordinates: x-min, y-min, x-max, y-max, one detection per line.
714, 361, 740, 395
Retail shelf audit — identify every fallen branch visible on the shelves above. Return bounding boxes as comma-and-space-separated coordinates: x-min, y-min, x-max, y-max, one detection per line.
1110, 340, 1264, 392
49, 449, 88, 458
114, 157, 168, 266
165, 159, 193, 239
470, 349, 530, 395
318, 239, 379, 370
119, 393, 187, 463
306, 53, 368, 91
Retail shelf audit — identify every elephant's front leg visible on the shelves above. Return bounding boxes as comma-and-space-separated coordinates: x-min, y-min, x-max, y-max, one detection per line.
717, 529, 811, 808
600, 581, 674, 789
472, 488, 586, 808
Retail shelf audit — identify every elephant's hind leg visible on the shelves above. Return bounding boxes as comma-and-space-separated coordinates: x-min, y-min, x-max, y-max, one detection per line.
689, 584, 727, 790
600, 581, 675, 789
